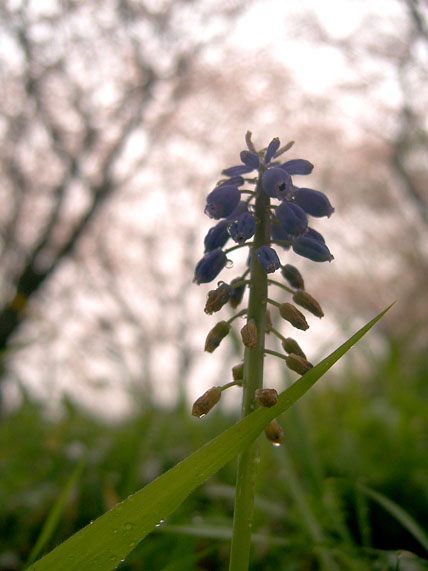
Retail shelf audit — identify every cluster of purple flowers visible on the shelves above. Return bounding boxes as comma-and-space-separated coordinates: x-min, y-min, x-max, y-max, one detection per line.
194, 136, 334, 285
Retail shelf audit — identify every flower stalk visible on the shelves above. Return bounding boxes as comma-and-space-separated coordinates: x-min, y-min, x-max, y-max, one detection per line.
229, 166, 270, 570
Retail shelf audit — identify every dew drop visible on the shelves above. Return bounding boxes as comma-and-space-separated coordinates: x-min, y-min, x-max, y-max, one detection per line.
129, 540, 136, 548
226, 259, 234, 269
272, 442, 281, 447
113, 528, 118, 534
155, 519, 165, 528
123, 522, 134, 531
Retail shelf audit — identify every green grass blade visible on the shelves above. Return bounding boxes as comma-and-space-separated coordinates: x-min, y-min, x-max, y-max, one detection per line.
26, 458, 86, 566
29, 304, 393, 571
357, 483, 428, 554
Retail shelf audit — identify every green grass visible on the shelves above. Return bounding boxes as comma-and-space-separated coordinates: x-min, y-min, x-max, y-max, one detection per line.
1, 340, 428, 570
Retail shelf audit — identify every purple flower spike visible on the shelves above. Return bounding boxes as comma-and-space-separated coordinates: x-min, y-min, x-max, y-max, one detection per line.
292, 236, 334, 262
280, 159, 314, 175
240, 150, 259, 170
256, 246, 280, 274
275, 202, 308, 236
264, 138, 280, 164
293, 188, 335, 218
229, 212, 256, 244
204, 220, 230, 252
205, 185, 240, 219
262, 167, 293, 200
194, 249, 228, 284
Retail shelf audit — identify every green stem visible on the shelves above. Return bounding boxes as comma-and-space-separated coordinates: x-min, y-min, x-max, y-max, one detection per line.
229, 165, 270, 571
267, 278, 294, 295
264, 348, 288, 361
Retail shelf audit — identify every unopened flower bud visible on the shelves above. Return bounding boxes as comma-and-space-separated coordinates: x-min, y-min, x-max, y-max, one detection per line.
204, 321, 231, 353
286, 353, 313, 375
205, 185, 240, 219
292, 289, 324, 318
192, 386, 222, 418
292, 236, 334, 263
275, 202, 308, 236
279, 303, 309, 331
240, 150, 259, 170
204, 220, 230, 252
229, 277, 246, 308
255, 388, 278, 407
262, 167, 293, 200
293, 188, 334, 218
194, 249, 227, 284
281, 337, 307, 360
264, 419, 284, 445
241, 321, 257, 349
281, 264, 304, 290
264, 137, 280, 164
256, 245, 280, 274
280, 158, 314, 175
265, 309, 273, 333
232, 362, 244, 382
204, 283, 233, 314
229, 212, 256, 244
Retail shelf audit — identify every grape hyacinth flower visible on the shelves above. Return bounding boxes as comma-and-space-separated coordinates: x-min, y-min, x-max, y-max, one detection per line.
192, 132, 335, 569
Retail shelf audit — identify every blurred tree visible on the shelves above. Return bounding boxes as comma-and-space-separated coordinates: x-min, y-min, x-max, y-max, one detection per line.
0, 0, 248, 404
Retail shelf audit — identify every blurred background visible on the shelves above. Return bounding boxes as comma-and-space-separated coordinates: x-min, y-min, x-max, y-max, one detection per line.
0, 0, 427, 569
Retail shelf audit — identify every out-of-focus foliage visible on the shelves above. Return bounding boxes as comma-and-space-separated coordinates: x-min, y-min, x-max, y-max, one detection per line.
1, 345, 427, 570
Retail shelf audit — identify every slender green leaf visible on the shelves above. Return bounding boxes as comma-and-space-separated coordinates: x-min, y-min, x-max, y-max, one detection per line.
29, 304, 393, 571
357, 483, 428, 554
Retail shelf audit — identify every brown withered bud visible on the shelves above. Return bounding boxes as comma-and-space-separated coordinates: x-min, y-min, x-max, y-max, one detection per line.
265, 309, 273, 333
255, 388, 278, 407
286, 353, 313, 375
192, 386, 222, 418
204, 321, 231, 353
264, 419, 284, 445
232, 362, 244, 382
292, 289, 324, 318
229, 277, 246, 308
279, 303, 309, 331
281, 337, 307, 360
241, 321, 257, 349
204, 283, 233, 315
281, 264, 305, 290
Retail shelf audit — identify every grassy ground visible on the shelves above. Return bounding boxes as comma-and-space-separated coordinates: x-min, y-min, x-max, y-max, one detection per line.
1, 341, 427, 570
